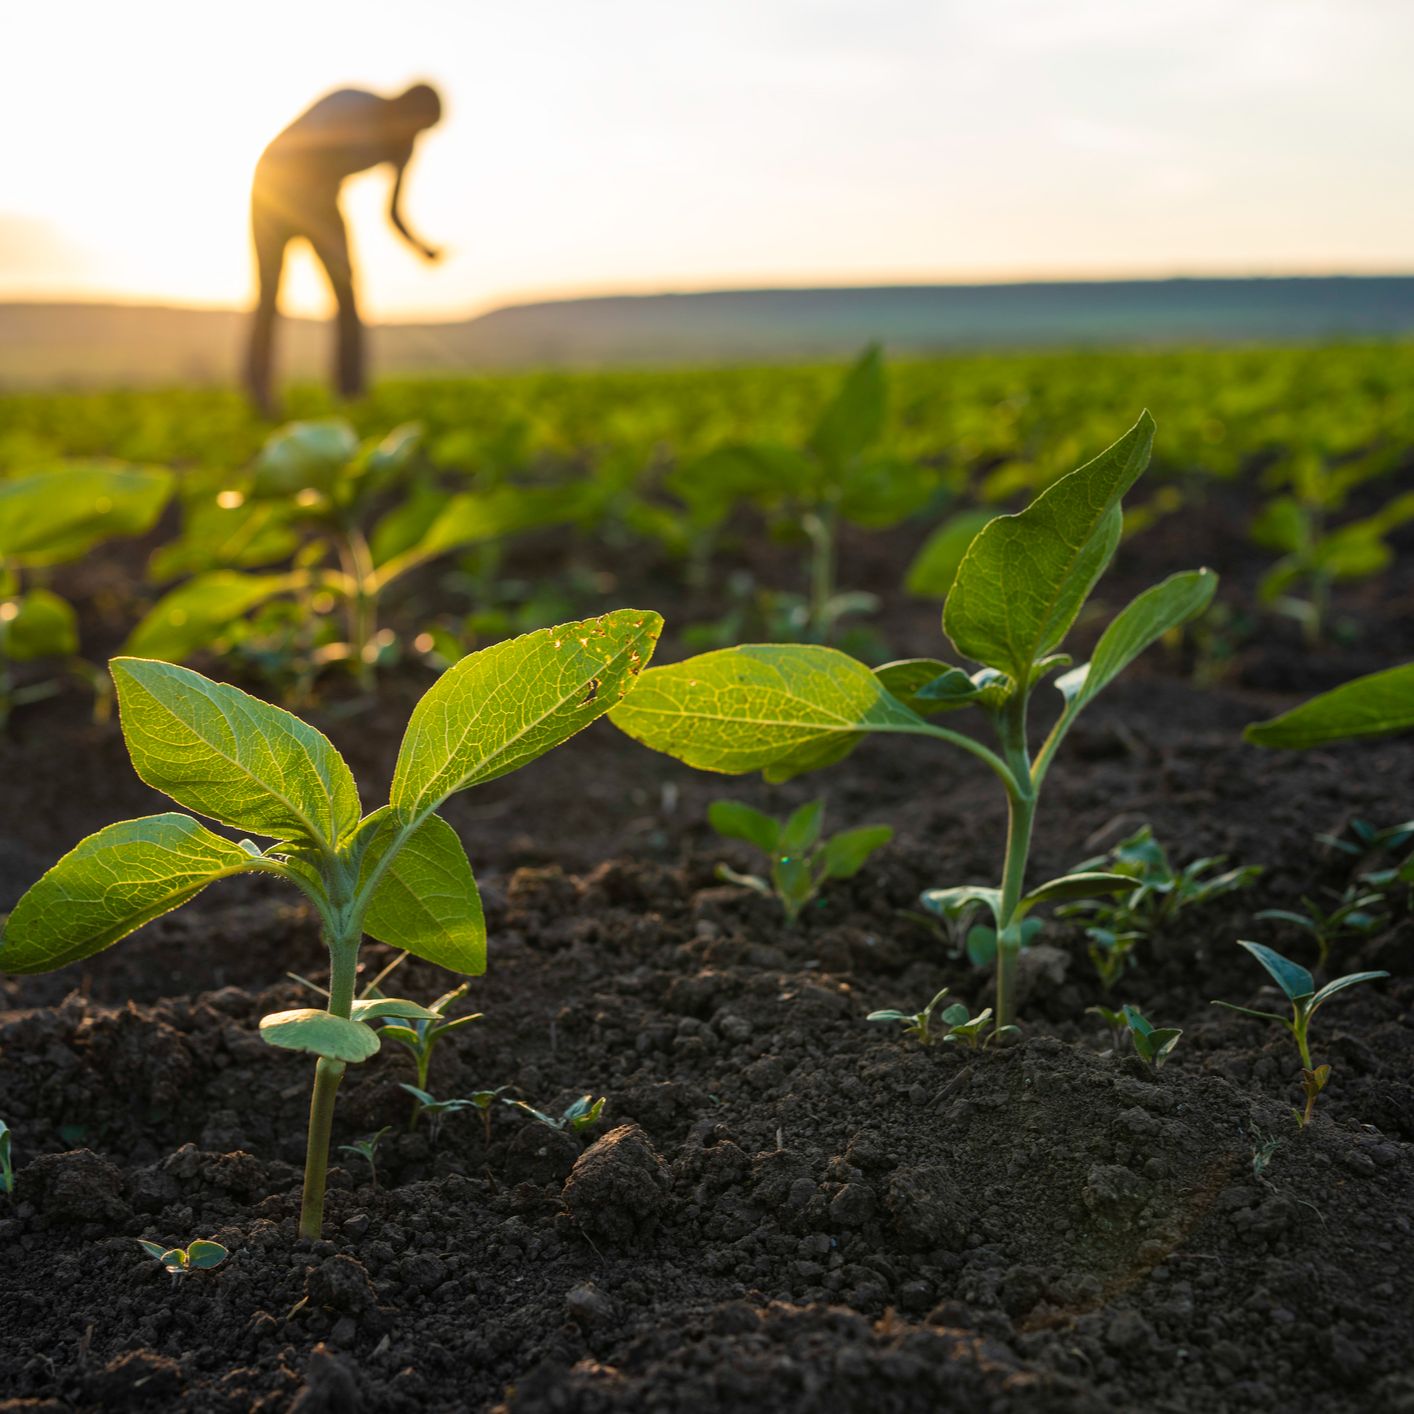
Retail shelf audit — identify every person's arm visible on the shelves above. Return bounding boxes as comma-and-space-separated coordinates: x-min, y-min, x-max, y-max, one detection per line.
388, 152, 440, 261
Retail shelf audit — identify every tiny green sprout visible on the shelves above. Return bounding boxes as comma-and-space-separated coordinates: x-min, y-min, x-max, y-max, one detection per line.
867, 986, 953, 1045
136, 1238, 229, 1280
338, 1126, 391, 1188
1250, 1130, 1283, 1180
378, 983, 484, 1124
1120, 1005, 1182, 1072
0, 611, 663, 1241
1256, 883, 1389, 972
708, 798, 892, 925
1318, 818, 1414, 869
0, 1119, 14, 1197
1086, 1003, 1127, 1048
941, 1004, 1018, 1048
1212, 941, 1388, 1127
1058, 825, 1261, 990
468, 1086, 513, 1145
505, 1094, 606, 1134
398, 1085, 483, 1143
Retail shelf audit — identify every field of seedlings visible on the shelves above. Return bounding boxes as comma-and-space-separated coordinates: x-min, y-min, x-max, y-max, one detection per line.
1, 342, 1412, 1413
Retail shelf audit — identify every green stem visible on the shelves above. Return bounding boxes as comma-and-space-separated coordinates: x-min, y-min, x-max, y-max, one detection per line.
803, 507, 837, 644
993, 684, 1036, 1032
297, 933, 358, 1241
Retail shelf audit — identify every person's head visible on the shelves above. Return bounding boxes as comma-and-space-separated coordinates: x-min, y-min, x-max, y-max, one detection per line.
391, 82, 443, 134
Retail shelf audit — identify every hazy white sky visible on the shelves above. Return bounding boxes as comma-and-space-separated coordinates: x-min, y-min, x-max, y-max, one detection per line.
2, 0, 1411, 319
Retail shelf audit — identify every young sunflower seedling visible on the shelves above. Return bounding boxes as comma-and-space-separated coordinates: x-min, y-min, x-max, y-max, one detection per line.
505, 1094, 605, 1134
1212, 941, 1388, 1127
708, 798, 892, 924
1120, 1005, 1182, 1073
0, 610, 661, 1240
0, 1119, 13, 1197
398, 1086, 483, 1143
137, 1238, 229, 1281
611, 413, 1215, 1033
338, 1127, 391, 1188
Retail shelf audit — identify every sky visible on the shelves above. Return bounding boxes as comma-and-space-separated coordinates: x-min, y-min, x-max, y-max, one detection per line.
2, 0, 1411, 321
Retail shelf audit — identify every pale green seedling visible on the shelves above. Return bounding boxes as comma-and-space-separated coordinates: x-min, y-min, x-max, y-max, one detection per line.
137, 1238, 229, 1279
339, 1127, 391, 1188
0, 609, 661, 1239
1212, 941, 1388, 1127
866, 986, 953, 1045
1120, 1005, 1182, 1072
612, 414, 1216, 1031
708, 798, 891, 924
0, 1119, 13, 1196
378, 982, 484, 1124
506, 1094, 605, 1134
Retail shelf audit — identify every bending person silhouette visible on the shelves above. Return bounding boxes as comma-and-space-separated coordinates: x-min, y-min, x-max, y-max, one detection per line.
246, 83, 443, 415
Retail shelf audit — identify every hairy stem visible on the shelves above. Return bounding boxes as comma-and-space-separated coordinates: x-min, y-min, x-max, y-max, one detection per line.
804, 507, 837, 644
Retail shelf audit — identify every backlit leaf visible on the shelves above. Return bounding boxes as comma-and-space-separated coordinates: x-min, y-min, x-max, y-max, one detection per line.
124, 571, 302, 661
392, 611, 662, 819
609, 643, 924, 778
707, 800, 780, 853
0, 463, 173, 565
258, 1009, 381, 1063
112, 658, 360, 847
943, 412, 1154, 679
0, 814, 255, 975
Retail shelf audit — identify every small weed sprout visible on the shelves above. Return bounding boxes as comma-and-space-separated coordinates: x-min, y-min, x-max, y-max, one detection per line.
0, 1119, 13, 1197
708, 798, 892, 924
379, 982, 483, 1121
1058, 826, 1261, 990
338, 1127, 391, 1188
506, 1094, 605, 1134
398, 1086, 483, 1143
1256, 884, 1388, 971
941, 1005, 1016, 1048
1250, 1130, 1283, 1180
1213, 941, 1388, 1127
136, 1238, 229, 1280
1120, 1005, 1182, 1072
867, 986, 953, 1045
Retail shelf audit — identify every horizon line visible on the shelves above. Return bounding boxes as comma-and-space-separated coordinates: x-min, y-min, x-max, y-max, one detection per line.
4, 268, 1414, 327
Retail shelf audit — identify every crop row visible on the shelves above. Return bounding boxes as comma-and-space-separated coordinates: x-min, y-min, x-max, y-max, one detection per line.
2, 416, 1409, 1255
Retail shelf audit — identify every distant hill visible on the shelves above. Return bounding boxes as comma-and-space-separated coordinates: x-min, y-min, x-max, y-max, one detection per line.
2, 276, 1412, 387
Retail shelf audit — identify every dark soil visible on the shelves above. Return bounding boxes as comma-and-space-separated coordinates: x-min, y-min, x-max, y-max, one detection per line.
2, 487, 1413, 1413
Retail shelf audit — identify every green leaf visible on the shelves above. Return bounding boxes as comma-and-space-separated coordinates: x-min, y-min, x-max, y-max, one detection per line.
0, 815, 257, 975
1019, 872, 1137, 910
707, 800, 780, 853
149, 498, 298, 579
809, 345, 885, 471
905, 509, 996, 599
609, 643, 925, 780
821, 825, 893, 879
1309, 970, 1389, 1011
940, 1003, 970, 1026
0, 463, 173, 565
124, 571, 303, 661
943, 412, 1155, 680
136, 1239, 170, 1261
1236, 940, 1314, 1003
780, 800, 824, 854
873, 659, 981, 716
919, 884, 1003, 928
1, 588, 78, 662
112, 658, 360, 847
1245, 663, 1414, 748
355, 809, 486, 975
251, 420, 358, 497
185, 1240, 229, 1270
391, 610, 661, 819
258, 1009, 381, 1063
1056, 569, 1218, 710
349, 998, 442, 1023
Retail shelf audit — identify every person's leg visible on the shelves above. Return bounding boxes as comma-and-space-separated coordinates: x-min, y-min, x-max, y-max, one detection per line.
306, 204, 364, 402
245, 195, 288, 418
